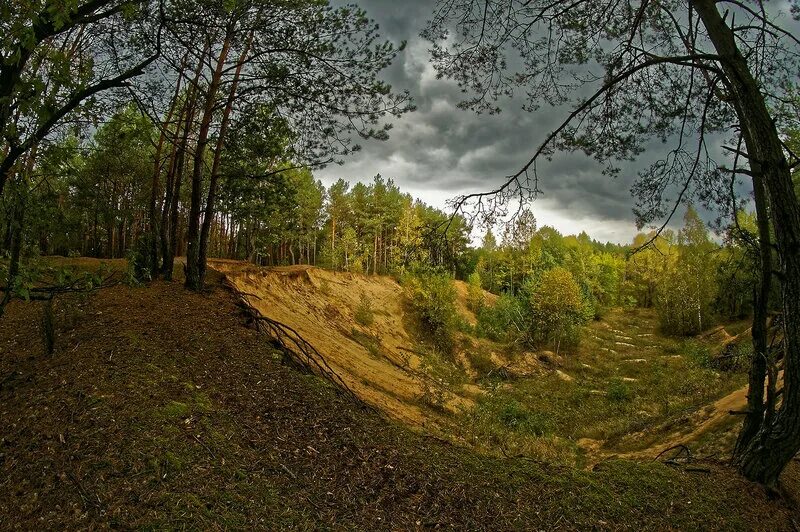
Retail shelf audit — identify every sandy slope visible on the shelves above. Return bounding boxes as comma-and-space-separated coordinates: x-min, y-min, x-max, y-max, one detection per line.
211, 260, 478, 429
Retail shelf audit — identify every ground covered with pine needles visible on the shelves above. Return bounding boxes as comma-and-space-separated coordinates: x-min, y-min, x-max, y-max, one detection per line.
1, 263, 799, 530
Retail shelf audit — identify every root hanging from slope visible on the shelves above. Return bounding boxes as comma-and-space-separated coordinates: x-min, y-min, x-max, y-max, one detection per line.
226, 280, 362, 404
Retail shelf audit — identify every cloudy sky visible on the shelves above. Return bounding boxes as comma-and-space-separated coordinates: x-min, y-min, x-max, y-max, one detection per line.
315, 1, 785, 244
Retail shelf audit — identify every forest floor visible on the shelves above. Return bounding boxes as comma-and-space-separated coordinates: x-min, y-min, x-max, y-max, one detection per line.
1, 258, 799, 529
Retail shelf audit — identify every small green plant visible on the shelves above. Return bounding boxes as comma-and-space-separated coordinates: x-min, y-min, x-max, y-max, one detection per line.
476, 293, 524, 343
497, 400, 553, 436
607, 378, 633, 403
401, 271, 459, 353
685, 342, 711, 369
351, 328, 381, 357
354, 291, 374, 327
125, 236, 154, 285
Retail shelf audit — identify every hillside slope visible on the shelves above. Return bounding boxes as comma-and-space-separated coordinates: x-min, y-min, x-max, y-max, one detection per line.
0, 263, 797, 529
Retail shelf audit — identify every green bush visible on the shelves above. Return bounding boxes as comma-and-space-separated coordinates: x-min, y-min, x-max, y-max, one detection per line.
354, 291, 374, 327
125, 235, 154, 285
497, 400, 554, 436
476, 293, 525, 342
467, 349, 496, 377
466, 272, 485, 312
685, 341, 711, 369
607, 378, 633, 403
402, 271, 459, 353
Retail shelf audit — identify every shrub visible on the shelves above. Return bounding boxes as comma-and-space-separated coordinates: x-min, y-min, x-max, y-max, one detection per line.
476, 293, 525, 343
466, 272, 485, 312
497, 400, 554, 436
354, 291, 374, 327
125, 235, 154, 285
606, 378, 633, 403
527, 267, 590, 352
467, 349, 496, 377
402, 271, 459, 353
685, 342, 712, 369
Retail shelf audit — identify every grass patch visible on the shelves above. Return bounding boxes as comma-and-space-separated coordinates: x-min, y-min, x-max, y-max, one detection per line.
350, 328, 381, 358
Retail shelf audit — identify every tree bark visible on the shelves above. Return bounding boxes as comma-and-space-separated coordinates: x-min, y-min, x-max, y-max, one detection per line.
694, 0, 800, 488
161, 44, 209, 280
733, 173, 771, 458
185, 32, 232, 291
198, 33, 252, 288
148, 54, 187, 274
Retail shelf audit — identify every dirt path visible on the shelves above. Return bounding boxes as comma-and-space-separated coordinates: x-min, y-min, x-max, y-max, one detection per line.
612, 385, 748, 460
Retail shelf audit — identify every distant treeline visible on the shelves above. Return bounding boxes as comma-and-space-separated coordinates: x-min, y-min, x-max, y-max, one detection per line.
4, 104, 759, 339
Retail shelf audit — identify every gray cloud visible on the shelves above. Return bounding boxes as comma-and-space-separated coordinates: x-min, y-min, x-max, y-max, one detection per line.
319, 0, 760, 243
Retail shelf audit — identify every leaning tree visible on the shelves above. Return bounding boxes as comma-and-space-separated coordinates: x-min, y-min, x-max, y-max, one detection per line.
424, 0, 800, 487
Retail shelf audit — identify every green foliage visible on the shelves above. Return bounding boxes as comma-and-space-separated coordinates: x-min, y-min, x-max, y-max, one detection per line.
354, 291, 375, 327
495, 400, 554, 436
606, 379, 633, 403
655, 207, 718, 336
476, 293, 525, 343
466, 271, 484, 312
125, 236, 155, 286
527, 267, 590, 352
402, 271, 459, 353
466, 349, 495, 377
685, 342, 712, 369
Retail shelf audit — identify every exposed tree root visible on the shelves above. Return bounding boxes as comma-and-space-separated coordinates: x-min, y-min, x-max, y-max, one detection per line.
226, 279, 363, 404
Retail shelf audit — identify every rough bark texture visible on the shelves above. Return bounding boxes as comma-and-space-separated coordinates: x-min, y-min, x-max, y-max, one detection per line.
733, 174, 771, 458
198, 34, 251, 289
694, 0, 800, 487
185, 33, 232, 292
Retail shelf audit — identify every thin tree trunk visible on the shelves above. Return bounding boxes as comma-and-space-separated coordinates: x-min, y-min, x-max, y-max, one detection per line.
186, 31, 232, 291
198, 32, 251, 288
162, 44, 209, 280
148, 53, 187, 274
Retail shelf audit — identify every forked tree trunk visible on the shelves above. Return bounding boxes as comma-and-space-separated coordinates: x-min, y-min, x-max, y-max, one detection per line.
148, 53, 187, 274
161, 44, 209, 280
694, 0, 800, 488
197, 32, 252, 288
185, 31, 232, 291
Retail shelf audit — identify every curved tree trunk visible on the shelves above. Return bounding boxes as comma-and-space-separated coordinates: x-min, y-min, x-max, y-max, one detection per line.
733, 174, 771, 458
695, 0, 800, 488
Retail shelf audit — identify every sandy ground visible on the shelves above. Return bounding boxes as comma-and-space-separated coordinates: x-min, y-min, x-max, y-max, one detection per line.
211, 261, 479, 429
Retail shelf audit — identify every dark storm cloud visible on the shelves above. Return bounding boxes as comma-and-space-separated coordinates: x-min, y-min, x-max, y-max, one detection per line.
318, 0, 733, 242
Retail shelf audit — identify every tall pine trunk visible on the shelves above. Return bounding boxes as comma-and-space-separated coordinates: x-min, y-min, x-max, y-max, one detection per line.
198, 33, 251, 288
185, 32, 232, 291
161, 44, 209, 280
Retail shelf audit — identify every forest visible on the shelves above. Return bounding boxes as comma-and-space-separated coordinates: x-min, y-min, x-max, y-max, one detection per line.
2, 0, 800, 529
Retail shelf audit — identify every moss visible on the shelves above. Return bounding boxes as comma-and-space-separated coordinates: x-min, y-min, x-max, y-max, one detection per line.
158, 400, 190, 419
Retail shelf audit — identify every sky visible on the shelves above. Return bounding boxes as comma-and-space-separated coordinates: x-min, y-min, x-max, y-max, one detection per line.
315, 0, 792, 244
